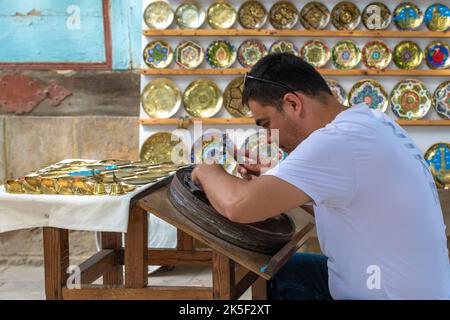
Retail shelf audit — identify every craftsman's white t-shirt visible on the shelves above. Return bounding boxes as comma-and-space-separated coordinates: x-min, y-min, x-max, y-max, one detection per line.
264, 103, 450, 300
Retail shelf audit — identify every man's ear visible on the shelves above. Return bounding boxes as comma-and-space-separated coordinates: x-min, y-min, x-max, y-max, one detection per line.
283, 92, 303, 115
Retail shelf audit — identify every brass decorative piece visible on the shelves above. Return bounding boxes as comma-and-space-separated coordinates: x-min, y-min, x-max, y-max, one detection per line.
362, 40, 392, 70
109, 173, 125, 196
433, 80, 450, 119
348, 79, 389, 112
140, 132, 187, 164
332, 40, 361, 69
207, 1, 237, 29
331, 1, 361, 31
300, 2, 330, 30
223, 76, 253, 118
362, 2, 391, 30
141, 78, 182, 119
175, 2, 206, 29
393, 2, 423, 31
326, 79, 348, 106
300, 40, 330, 68
269, 1, 299, 30
424, 3, 450, 31
183, 79, 223, 118
4, 180, 24, 194
238, 1, 268, 29
143, 1, 174, 29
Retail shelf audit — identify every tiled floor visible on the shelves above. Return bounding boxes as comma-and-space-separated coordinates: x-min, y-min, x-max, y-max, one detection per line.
0, 264, 251, 300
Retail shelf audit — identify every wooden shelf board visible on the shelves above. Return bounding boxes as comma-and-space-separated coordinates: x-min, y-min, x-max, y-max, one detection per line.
143, 29, 450, 38
140, 118, 450, 127
141, 68, 450, 77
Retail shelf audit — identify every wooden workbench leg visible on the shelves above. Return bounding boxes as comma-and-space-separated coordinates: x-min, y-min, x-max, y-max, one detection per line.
43, 227, 69, 300
212, 251, 235, 300
125, 205, 148, 288
252, 277, 268, 300
177, 229, 194, 251
101, 232, 123, 285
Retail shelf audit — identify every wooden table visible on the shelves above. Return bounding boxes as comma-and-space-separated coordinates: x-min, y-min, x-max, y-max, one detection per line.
43, 176, 315, 300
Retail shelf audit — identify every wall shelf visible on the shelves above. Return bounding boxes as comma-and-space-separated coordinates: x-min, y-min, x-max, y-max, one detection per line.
141, 68, 450, 77
140, 118, 450, 127
143, 29, 450, 38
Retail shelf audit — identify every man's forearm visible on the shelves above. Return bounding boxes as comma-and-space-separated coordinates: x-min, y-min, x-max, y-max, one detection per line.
194, 164, 248, 217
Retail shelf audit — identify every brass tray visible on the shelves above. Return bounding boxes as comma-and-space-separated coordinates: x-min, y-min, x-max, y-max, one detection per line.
237, 39, 267, 68
183, 79, 223, 118
424, 3, 450, 31
207, 1, 237, 29
143, 40, 173, 69
393, 2, 423, 31
332, 40, 361, 69
223, 76, 253, 118
392, 41, 423, 70
143, 1, 174, 29
326, 79, 348, 106
300, 39, 330, 68
141, 78, 181, 119
390, 79, 432, 120
433, 80, 450, 119
348, 79, 388, 112
140, 132, 187, 164
424, 143, 450, 189
362, 2, 391, 30
175, 40, 204, 69
238, 1, 268, 29
331, 1, 361, 30
269, 1, 299, 30
175, 2, 206, 29
300, 1, 330, 30
362, 40, 392, 70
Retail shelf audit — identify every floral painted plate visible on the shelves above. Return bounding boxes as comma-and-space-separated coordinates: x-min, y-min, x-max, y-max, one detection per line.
175, 40, 204, 69
223, 77, 253, 118
348, 79, 388, 112
425, 40, 450, 69
433, 80, 450, 119
424, 3, 450, 31
393, 2, 423, 31
326, 79, 348, 106
362, 2, 391, 30
143, 1, 174, 29
424, 143, 450, 189
392, 41, 423, 69
207, 1, 237, 29
269, 1, 299, 30
269, 40, 298, 56
175, 2, 206, 29
191, 133, 237, 174
238, 39, 267, 68
331, 1, 361, 30
300, 2, 330, 30
206, 40, 237, 69
300, 40, 330, 68
390, 79, 432, 120
332, 40, 361, 69
242, 131, 287, 167
141, 78, 181, 119
238, 1, 268, 29
143, 40, 173, 69
183, 79, 223, 118
362, 40, 391, 70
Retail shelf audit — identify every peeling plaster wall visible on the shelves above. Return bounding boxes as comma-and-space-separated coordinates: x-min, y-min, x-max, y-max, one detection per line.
0, 0, 143, 264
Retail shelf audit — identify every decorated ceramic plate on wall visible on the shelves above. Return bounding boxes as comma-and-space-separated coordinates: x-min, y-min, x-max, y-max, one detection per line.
348, 79, 388, 112
424, 3, 450, 31
300, 2, 330, 30
143, 1, 174, 29
433, 80, 450, 119
326, 79, 348, 106
392, 41, 423, 69
362, 2, 391, 30
183, 79, 223, 118
425, 40, 450, 70
390, 79, 432, 120
140, 132, 187, 165
143, 40, 173, 69
238, 1, 268, 29
242, 132, 287, 166
269, 1, 299, 30
238, 39, 267, 68
331, 1, 361, 30
393, 2, 423, 31
175, 2, 206, 29
224, 76, 253, 118
424, 143, 450, 189
206, 40, 237, 69
191, 133, 237, 174
207, 1, 237, 29
175, 40, 204, 69
362, 40, 391, 70
269, 40, 298, 56
300, 40, 330, 68
141, 78, 181, 119
332, 40, 361, 69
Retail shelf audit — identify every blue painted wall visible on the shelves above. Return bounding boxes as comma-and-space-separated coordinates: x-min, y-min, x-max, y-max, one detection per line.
0, 0, 141, 69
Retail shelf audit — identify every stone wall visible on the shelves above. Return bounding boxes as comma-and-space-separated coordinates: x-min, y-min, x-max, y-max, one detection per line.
0, 70, 140, 265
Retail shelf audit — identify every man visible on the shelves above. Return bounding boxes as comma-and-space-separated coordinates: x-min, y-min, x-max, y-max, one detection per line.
191, 53, 450, 300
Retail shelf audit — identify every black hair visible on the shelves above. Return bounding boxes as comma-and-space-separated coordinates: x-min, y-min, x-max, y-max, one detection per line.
242, 53, 333, 110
